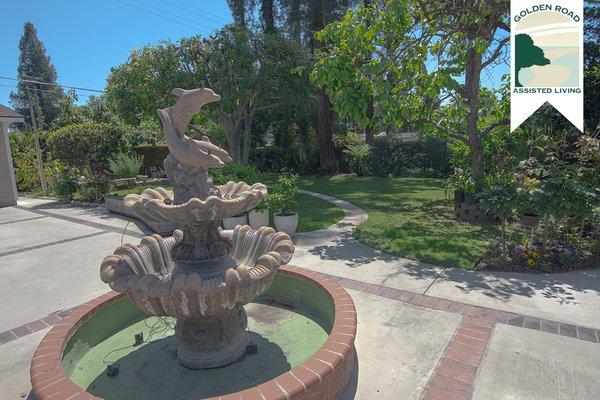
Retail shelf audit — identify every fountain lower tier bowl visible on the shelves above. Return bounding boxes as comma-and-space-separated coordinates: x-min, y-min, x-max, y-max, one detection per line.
30, 267, 357, 400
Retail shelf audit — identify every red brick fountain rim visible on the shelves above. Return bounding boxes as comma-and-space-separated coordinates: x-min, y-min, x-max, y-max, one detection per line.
30, 265, 357, 400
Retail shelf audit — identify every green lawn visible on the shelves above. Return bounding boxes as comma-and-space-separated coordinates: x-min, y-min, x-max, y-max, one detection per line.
108, 182, 343, 233
296, 175, 504, 269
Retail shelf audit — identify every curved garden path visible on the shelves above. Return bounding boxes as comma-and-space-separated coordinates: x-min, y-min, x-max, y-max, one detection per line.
296, 189, 600, 331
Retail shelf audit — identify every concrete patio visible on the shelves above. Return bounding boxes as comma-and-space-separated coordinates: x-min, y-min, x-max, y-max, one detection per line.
1, 194, 599, 400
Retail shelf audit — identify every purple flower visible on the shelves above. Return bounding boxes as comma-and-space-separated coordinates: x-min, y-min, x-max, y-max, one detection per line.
513, 245, 526, 257
567, 246, 577, 257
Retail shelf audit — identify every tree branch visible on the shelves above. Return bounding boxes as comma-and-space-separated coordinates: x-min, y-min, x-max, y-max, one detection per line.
482, 36, 510, 69
481, 119, 510, 137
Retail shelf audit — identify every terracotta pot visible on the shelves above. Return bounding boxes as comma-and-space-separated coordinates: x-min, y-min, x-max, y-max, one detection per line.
248, 209, 269, 229
222, 213, 248, 230
274, 213, 299, 235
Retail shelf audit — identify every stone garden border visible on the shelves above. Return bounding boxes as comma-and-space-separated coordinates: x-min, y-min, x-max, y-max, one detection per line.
30, 265, 357, 400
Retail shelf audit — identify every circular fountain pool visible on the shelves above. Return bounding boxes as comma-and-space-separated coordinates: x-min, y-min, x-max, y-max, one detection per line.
31, 267, 356, 400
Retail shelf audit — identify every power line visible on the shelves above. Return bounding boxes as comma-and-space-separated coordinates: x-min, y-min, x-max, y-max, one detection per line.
171, 0, 230, 24
158, 0, 228, 27
114, 0, 213, 35
0, 83, 94, 98
0, 76, 104, 93
128, 0, 218, 31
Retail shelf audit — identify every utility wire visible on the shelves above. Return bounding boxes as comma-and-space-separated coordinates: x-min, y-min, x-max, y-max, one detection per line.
128, 0, 217, 32
158, 0, 228, 27
171, 0, 230, 24
114, 0, 213, 34
0, 83, 94, 98
0, 76, 104, 93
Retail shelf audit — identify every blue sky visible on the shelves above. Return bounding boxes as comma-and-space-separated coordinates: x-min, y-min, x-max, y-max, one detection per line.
0, 0, 232, 106
0, 1, 509, 108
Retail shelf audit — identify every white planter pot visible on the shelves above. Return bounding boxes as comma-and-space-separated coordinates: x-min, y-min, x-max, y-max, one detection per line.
249, 209, 269, 229
274, 213, 299, 235
223, 214, 248, 230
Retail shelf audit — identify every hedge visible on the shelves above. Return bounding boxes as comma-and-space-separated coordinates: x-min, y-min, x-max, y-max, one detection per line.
46, 122, 133, 171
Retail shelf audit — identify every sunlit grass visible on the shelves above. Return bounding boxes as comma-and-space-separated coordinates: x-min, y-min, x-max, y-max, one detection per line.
297, 175, 504, 269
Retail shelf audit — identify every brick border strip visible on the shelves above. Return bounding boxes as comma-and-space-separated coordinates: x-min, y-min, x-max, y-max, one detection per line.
30, 265, 357, 400
0, 308, 74, 345
15, 205, 145, 239
319, 270, 600, 345
421, 317, 494, 400
0, 231, 111, 258
0, 215, 48, 226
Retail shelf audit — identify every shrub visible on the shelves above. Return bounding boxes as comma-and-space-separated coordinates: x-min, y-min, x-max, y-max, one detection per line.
108, 153, 144, 178
371, 136, 450, 178
210, 163, 260, 186
268, 174, 300, 215
251, 146, 287, 173
343, 143, 372, 176
46, 122, 133, 171
135, 144, 169, 172
52, 167, 79, 201
73, 174, 112, 202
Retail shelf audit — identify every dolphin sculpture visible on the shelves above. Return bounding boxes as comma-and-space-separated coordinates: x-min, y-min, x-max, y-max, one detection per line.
158, 88, 233, 170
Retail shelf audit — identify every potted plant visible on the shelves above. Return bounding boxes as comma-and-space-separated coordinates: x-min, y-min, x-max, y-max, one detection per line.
249, 199, 269, 229
269, 174, 300, 235
222, 212, 248, 230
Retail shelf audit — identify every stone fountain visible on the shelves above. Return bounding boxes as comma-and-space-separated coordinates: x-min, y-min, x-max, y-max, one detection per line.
100, 88, 294, 369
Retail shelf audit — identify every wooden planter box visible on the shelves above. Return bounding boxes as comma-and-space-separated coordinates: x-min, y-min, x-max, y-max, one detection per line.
454, 197, 498, 223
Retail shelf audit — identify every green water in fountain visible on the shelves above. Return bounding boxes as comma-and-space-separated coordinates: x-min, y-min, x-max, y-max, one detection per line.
63, 274, 334, 400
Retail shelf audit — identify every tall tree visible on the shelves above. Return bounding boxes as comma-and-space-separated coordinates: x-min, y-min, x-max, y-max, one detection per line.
314, 0, 510, 183
584, 2, 600, 68
227, 0, 248, 28
584, 2, 600, 135
261, 0, 277, 33
10, 22, 64, 129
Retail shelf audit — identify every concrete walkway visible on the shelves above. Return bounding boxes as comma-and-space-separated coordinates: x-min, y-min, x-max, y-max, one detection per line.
0, 193, 599, 400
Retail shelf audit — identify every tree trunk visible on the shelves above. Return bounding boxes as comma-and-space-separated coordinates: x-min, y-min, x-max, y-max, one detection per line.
312, 1, 338, 175
365, 98, 375, 145
316, 88, 337, 174
242, 110, 253, 164
220, 115, 241, 163
261, 0, 276, 33
465, 48, 485, 185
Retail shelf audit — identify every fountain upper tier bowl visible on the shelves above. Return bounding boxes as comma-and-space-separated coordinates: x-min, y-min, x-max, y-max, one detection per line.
123, 181, 267, 225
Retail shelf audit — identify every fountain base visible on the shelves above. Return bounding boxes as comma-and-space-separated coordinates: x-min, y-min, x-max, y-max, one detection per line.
175, 305, 249, 369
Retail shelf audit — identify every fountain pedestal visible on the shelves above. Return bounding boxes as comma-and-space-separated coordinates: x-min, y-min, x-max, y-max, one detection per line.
175, 306, 249, 369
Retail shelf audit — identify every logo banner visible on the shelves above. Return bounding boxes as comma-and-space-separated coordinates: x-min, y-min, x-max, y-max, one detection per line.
511, 0, 584, 132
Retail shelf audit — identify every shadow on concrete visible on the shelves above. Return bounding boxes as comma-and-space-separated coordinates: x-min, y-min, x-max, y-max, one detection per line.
338, 351, 360, 399
305, 231, 443, 282
440, 267, 600, 303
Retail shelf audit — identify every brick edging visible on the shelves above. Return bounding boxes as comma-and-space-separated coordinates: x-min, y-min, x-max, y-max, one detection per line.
421, 317, 495, 400
30, 266, 357, 400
